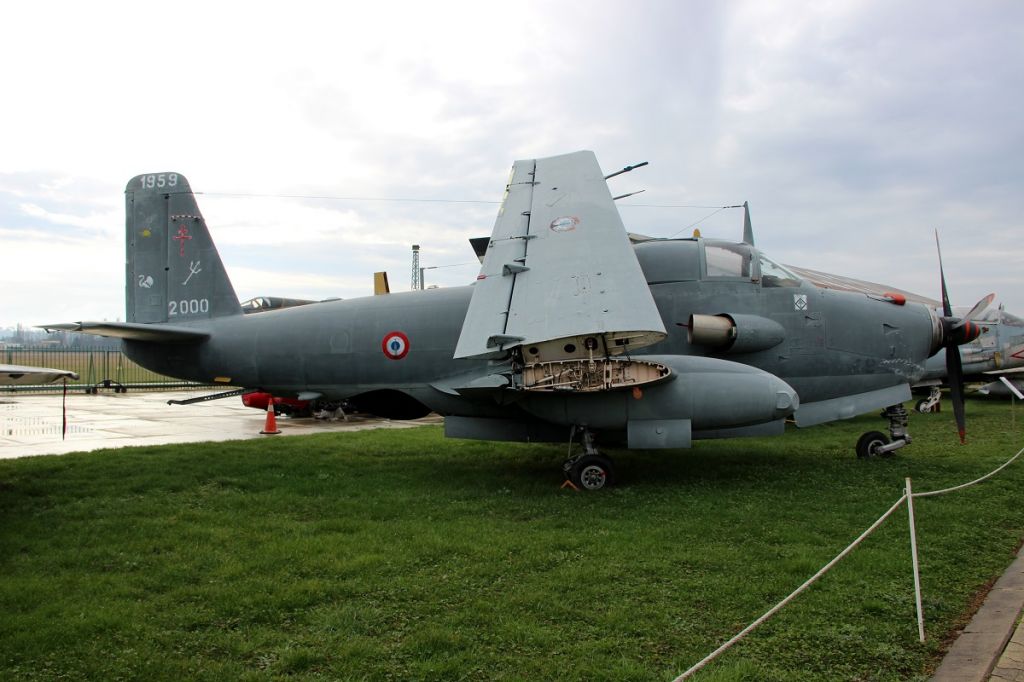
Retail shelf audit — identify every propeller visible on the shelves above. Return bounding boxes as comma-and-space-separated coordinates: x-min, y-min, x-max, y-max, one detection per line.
934, 230, 992, 444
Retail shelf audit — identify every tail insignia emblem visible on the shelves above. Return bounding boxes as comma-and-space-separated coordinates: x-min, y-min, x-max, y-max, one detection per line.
173, 225, 192, 257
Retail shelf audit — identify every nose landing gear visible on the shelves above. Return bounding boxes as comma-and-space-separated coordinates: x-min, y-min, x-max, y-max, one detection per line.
856, 404, 912, 458
915, 386, 942, 413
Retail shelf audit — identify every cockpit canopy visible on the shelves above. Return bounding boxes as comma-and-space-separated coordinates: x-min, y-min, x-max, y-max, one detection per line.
634, 238, 802, 288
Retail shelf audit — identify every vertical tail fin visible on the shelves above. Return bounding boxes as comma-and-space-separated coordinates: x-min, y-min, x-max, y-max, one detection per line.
125, 173, 241, 323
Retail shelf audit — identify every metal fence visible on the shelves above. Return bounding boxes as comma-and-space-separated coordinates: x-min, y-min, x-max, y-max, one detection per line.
2, 348, 212, 394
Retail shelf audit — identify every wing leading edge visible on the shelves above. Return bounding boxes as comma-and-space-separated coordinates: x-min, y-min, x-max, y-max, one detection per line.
454, 151, 666, 360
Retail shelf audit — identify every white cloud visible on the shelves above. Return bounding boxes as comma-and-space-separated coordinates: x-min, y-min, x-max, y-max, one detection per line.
0, 0, 1021, 330
18, 203, 121, 234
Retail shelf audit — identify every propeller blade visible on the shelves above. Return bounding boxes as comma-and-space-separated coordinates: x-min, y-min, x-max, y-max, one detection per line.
935, 230, 953, 318
945, 344, 967, 444
935, 229, 971, 443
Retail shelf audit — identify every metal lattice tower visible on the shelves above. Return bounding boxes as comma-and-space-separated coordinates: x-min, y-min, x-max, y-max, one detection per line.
411, 244, 421, 290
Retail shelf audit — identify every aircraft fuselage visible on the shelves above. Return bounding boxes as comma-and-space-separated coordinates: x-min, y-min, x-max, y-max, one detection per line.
125, 252, 936, 427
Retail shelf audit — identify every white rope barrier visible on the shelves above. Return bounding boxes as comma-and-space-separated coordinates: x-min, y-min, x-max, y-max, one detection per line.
912, 445, 1024, 498
672, 443, 1024, 681
672, 495, 908, 681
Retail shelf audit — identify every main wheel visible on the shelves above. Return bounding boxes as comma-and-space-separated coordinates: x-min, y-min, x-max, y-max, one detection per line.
569, 454, 615, 490
856, 431, 890, 459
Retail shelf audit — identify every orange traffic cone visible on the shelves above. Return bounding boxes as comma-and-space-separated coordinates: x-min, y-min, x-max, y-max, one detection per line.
260, 398, 281, 435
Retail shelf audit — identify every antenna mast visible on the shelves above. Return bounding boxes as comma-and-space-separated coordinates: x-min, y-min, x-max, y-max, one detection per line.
411, 244, 422, 290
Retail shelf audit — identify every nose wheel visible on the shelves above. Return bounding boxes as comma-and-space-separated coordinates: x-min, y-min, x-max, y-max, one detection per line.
856, 404, 911, 458
563, 427, 616, 490
915, 386, 942, 413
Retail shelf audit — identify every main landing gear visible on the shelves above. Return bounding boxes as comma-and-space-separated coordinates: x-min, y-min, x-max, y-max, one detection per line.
856, 404, 912, 459
563, 427, 615, 490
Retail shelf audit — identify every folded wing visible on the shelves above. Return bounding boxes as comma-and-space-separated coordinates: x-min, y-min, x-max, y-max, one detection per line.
455, 151, 666, 361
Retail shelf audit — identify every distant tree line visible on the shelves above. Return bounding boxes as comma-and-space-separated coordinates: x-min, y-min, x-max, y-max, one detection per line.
0, 326, 120, 350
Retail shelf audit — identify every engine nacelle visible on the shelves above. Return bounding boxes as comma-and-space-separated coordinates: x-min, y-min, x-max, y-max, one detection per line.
688, 313, 786, 354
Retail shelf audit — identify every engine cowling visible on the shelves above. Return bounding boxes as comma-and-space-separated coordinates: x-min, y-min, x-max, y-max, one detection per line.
687, 314, 786, 354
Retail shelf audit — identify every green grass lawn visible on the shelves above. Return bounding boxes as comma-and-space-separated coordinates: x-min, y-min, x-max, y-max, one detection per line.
2, 400, 1023, 681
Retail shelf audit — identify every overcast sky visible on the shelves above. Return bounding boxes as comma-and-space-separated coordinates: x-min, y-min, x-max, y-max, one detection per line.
1, 0, 1021, 329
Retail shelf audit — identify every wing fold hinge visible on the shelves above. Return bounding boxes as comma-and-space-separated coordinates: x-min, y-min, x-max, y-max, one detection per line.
487, 334, 525, 349
503, 263, 530, 276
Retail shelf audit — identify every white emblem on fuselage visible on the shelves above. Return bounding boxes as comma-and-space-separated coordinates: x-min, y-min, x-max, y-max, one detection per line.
138, 275, 154, 289
794, 294, 808, 311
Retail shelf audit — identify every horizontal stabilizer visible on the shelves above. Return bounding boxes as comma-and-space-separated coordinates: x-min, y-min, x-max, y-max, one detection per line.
41, 321, 209, 343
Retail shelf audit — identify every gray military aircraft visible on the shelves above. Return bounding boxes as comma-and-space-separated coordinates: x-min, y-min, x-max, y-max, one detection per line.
44, 153, 983, 489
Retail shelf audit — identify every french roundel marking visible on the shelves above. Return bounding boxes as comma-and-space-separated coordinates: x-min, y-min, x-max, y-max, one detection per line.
381, 331, 410, 360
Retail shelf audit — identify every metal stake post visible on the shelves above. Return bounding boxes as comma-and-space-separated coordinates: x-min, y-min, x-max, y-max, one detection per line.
906, 477, 926, 642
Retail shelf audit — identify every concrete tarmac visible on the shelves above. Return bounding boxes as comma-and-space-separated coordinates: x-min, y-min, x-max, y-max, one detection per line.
0, 389, 441, 459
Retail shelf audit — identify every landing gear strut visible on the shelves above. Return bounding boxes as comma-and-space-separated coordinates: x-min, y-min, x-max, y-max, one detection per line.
857, 404, 912, 458
563, 427, 615, 490
915, 386, 942, 413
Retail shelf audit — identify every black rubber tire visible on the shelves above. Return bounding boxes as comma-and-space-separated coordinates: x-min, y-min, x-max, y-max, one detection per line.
856, 431, 890, 459
570, 454, 615, 490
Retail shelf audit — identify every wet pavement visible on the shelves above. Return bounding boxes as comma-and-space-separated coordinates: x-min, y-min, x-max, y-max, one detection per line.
0, 389, 441, 459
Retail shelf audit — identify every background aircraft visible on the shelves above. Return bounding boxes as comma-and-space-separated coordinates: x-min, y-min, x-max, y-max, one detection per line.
977, 374, 1024, 398
915, 304, 1024, 408
44, 154, 981, 489
0, 364, 78, 386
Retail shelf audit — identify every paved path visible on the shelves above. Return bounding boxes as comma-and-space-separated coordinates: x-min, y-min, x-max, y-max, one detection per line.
990, 613, 1024, 681
930, 547, 1024, 681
